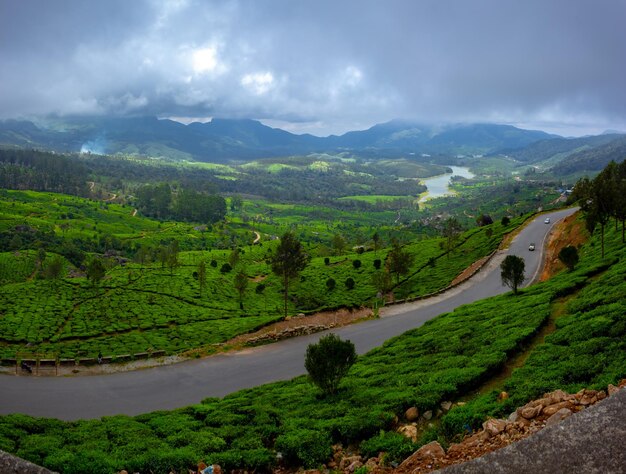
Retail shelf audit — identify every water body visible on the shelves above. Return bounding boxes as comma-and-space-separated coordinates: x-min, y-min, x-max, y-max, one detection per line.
419, 165, 474, 202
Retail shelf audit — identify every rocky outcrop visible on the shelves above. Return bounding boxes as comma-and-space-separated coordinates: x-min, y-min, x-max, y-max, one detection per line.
391, 380, 626, 473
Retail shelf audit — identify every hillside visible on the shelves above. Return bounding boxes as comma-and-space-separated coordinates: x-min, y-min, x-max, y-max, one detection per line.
0, 209, 624, 473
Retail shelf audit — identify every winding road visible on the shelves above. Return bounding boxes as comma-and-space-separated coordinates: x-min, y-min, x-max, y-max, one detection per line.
0, 208, 577, 420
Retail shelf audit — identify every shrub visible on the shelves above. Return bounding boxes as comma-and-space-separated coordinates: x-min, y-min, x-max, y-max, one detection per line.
353, 259, 362, 269
360, 431, 415, 464
326, 278, 336, 291
275, 429, 332, 468
501, 216, 510, 226
220, 263, 232, 273
210, 259, 218, 267
345, 277, 355, 290
255, 283, 266, 294
305, 334, 357, 395
324, 257, 330, 266
373, 259, 381, 270
558, 245, 579, 271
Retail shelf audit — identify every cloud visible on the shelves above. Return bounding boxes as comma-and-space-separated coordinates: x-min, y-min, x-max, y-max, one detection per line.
0, 0, 625, 136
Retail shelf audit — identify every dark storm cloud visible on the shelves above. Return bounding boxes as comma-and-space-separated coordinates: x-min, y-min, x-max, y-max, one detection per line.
1, 0, 625, 135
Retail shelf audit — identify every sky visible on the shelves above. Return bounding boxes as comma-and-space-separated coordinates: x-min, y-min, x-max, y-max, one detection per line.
1, 0, 625, 137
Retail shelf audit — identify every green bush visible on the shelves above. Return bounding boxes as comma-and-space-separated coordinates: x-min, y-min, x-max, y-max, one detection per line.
360, 431, 415, 463
305, 334, 357, 395
275, 429, 332, 468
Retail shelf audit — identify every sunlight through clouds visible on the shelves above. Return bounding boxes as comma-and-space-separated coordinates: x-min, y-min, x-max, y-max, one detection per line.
241, 72, 275, 95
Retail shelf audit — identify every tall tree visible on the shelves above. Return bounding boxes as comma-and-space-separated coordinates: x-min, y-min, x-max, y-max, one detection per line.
386, 238, 414, 284
270, 231, 309, 318
500, 255, 525, 294
86, 258, 106, 287
233, 270, 249, 310
372, 232, 382, 255
442, 217, 462, 258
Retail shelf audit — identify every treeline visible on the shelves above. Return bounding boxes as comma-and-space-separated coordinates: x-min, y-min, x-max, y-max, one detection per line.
570, 160, 626, 256
135, 184, 226, 223
0, 148, 89, 195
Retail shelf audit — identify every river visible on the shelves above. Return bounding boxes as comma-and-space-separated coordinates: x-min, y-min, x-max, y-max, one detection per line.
418, 165, 474, 202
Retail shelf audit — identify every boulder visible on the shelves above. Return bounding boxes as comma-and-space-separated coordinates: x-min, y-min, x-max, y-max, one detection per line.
608, 384, 619, 396
542, 401, 574, 417
422, 410, 433, 420
347, 460, 363, 472
405, 406, 419, 421
545, 408, 573, 427
398, 441, 445, 470
482, 418, 507, 436
398, 424, 418, 442
498, 391, 509, 401
440, 401, 453, 412
519, 404, 542, 420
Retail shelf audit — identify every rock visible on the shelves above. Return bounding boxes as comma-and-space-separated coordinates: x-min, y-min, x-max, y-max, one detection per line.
118, 471, 128, 474
436, 408, 443, 417
422, 410, 433, 420
347, 460, 363, 472
519, 404, 542, 420
398, 441, 445, 470
339, 455, 362, 470
498, 391, 509, 401
618, 379, 626, 388
440, 401, 453, 412
446, 443, 463, 455
543, 389, 569, 405
542, 401, 574, 416
545, 408, 573, 427
398, 424, 418, 442
213, 465, 222, 474
483, 418, 507, 436
405, 406, 419, 421
608, 384, 619, 396
508, 411, 519, 423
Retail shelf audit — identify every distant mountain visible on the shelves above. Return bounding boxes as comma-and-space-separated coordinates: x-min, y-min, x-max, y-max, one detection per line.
0, 116, 557, 162
549, 135, 626, 177
505, 134, 624, 164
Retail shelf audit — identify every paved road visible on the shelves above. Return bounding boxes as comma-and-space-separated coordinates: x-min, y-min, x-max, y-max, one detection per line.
0, 208, 577, 420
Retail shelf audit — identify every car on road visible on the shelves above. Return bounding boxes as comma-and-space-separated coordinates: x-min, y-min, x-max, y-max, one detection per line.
529, 243, 535, 251
544, 217, 551, 224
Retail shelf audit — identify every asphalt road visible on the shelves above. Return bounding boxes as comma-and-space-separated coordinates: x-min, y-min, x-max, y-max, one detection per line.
0, 208, 578, 421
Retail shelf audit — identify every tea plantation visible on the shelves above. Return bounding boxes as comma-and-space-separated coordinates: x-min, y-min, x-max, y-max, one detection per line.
0, 214, 624, 473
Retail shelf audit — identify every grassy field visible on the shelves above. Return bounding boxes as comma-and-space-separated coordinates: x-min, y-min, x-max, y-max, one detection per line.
1, 213, 624, 473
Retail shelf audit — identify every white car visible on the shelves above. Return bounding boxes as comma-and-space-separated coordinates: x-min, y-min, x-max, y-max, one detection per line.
544, 217, 551, 224
529, 243, 536, 251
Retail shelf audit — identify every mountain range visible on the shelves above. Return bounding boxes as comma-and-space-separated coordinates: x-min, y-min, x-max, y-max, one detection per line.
0, 116, 557, 162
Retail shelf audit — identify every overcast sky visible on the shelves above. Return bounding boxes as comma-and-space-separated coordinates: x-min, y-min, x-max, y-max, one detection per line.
1, 0, 625, 136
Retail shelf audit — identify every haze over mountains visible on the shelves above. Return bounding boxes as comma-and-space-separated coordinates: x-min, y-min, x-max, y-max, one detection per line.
0, 116, 567, 161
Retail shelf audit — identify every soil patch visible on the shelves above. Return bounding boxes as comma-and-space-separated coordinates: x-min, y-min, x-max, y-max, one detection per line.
540, 211, 587, 281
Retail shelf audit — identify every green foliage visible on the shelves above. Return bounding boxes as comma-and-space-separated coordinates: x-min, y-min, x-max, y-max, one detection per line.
500, 255, 525, 294
275, 429, 332, 468
558, 245, 579, 271
305, 334, 357, 395
345, 277, 355, 290
360, 431, 416, 464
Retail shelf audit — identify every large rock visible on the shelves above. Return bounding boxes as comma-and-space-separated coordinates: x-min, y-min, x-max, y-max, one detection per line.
545, 408, 573, 427
405, 406, 419, 421
483, 418, 507, 436
519, 404, 542, 420
542, 401, 575, 417
397, 424, 418, 442
398, 441, 445, 470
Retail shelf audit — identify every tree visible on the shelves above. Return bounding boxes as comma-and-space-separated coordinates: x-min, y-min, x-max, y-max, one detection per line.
233, 270, 249, 309
86, 258, 106, 287
197, 260, 207, 294
372, 232, 382, 255
230, 194, 243, 211
558, 246, 579, 271
332, 234, 347, 255
228, 247, 241, 268
345, 277, 355, 290
270, 231, 309, 318
304, 334, 356, 395
476, 214, 493, 227
500, 255, 525, 294
386, 239, 414, 284
325, 278, 336, 291
442, 217, 462, 258
43, 255, 63, 280
501, 216, 511, 226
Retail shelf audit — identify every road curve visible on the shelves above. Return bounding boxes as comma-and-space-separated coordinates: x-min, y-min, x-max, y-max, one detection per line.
0, 208, 578, 420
